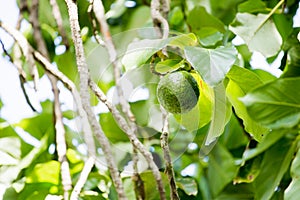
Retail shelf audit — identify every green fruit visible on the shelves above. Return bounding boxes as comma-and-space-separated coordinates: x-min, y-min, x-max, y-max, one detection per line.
157, 71, 200, 114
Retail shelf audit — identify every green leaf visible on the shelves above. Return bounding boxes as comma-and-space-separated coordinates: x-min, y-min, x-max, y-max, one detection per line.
26, 161, 60, 185
187, 6, 225, 33
55, 50, 78, 82
176, 177, 198, 196
234, 155, 262, 184
241, 77, 300, 129
238, 0, 268, 13
226, 66, 269, 141
18, 183, 55, 200
184, 46, 237, 86
220, 115, 248, 150
169, 6, 184, 26
205, 83, 232, 145
241, 129, 287, 161
229, 13, 282, 57
285, 145, 300, 199
154, 59, 184, 74
216, 184, 254, 200
168, 33, 198, 49
197, 27, 223, 47
208, 143, 238, 197
99, 112, 129, 143
121, 33, 197, 71
254, 136, 296, 200
122, 38, 170, 71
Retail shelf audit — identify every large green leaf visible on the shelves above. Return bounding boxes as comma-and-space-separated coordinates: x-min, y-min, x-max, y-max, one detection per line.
208, 143, 238, 197
184, 46, 237, 86
226, 66, 269, 141
241, 129, 287, 162
205, 83, 232, 145
187, 6, 225, 33
220, 115, 248, 150
237, 0, 268, 13
229, 13, 282, 57
285, 145, 300, 200
121, 33, 197, 71
241, 77, 300, 129
253, 136, 296, 200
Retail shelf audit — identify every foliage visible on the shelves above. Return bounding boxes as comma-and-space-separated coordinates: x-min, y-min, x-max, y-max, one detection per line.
0, 0, 300, 199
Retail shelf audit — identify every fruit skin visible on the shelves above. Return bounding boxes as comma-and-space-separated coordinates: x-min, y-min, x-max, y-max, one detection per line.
157, 71, 200, 114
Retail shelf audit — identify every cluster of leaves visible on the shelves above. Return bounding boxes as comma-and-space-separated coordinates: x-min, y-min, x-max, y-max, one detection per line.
1, 0, 300, 199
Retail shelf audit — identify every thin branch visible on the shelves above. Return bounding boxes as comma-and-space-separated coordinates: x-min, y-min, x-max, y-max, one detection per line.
89, 80, 166, 200
70, 157, 96, 200
49, 0, 70, 49
92, 0, 135, 122
29, 1, 72, 199
132, 148, 145, 200
161, 109, 179, 200
64, 1, 127, 199
150, 1, 177, 199
87, 1, 105, 46
52, 76, 73, 199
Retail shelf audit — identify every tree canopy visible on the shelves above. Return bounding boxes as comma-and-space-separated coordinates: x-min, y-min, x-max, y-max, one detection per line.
0, 0, 300, 199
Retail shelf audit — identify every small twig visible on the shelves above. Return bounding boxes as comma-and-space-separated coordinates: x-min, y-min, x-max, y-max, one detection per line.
87, 1, 105, 46
132, 148, 145, 200
70, 157, 96, 200
64, 0, 127, 199
89, 80, 166, 200
161, 109, 179, 200
19, 75, 37, 112
49, 0, 70, 49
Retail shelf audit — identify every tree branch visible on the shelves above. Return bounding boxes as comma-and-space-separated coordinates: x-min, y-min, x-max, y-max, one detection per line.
29, 1, 73, 198
64, 0, 127, 199
161, 110, 179, 200
150, 0, 169, 39
92, 0, 135, 122
70, 156, 96, 200
49, 0, 70, 49
150, 1, 178, 199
